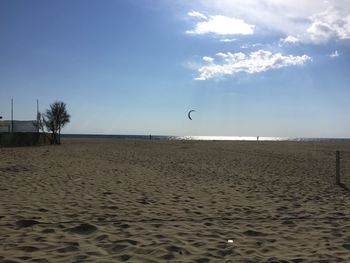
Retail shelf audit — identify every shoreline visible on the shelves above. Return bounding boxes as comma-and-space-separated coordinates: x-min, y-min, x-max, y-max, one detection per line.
61, 134, 350, 142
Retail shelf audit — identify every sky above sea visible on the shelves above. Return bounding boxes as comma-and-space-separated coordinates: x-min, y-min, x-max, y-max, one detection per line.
0, 0, 350, 137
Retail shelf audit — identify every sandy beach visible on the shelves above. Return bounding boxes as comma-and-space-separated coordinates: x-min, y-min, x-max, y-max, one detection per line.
1, 139, 350, 262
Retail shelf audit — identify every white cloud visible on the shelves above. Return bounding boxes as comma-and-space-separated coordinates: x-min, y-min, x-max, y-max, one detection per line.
195, 50, 311, 80
240, 43, 264, 49
307, 9, 350, 43
187, 11, 207, 20
186, 14, 255, 36
219, 38, 236, 42
185, 0, 350, 44
202, 56, 214, 62
279, 35, 300, 46
216, 52, 229, 58
329, 50, 340, 58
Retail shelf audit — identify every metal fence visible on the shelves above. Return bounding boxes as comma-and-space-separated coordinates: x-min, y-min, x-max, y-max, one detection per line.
0, 132, 49, 147
0, 123, 10, 132
337, 151, 350, 190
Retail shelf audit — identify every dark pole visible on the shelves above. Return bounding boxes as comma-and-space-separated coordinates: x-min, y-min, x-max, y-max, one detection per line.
36, 99, 39, 132
336, 151, 340, 185
11, 98, 13, 133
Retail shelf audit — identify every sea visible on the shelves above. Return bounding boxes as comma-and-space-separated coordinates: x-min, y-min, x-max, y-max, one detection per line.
61, 134, 350, 142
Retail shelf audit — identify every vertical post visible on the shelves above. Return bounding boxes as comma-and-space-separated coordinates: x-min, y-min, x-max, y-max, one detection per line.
336, 151, 340, 185
11, 98, 13, 133
36, 99, 39, 132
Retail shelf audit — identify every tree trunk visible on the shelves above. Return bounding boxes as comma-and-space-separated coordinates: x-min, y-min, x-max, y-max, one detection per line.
51, 131, 55, 144
55, 132, 57, 144
58, 128, 61, 144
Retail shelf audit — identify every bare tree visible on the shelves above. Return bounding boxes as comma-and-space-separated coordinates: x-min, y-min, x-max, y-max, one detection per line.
43, 101, 70, 144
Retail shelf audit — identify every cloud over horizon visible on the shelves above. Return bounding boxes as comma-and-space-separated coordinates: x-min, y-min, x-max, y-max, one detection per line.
195, 50, 311, 80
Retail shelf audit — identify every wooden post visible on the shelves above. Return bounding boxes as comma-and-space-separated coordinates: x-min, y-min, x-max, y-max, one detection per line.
336, 151, 340, 185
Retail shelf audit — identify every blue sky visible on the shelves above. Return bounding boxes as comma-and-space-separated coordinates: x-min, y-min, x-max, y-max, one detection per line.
1, 0, 349, 137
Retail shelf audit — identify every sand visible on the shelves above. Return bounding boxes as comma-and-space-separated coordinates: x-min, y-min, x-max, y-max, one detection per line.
1, 139, 350, 262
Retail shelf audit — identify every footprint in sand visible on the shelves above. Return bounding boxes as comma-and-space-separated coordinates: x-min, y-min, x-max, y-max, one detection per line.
243, 230, 265, 237
57, 246, 79, 253
42, 228, 55, 234
343, 244, 350, 250
116, 254, 132, 261
67, 223, 97, 235
17, 246, 39, 253
0, 260, 20, 263
15, 219, 39, 228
